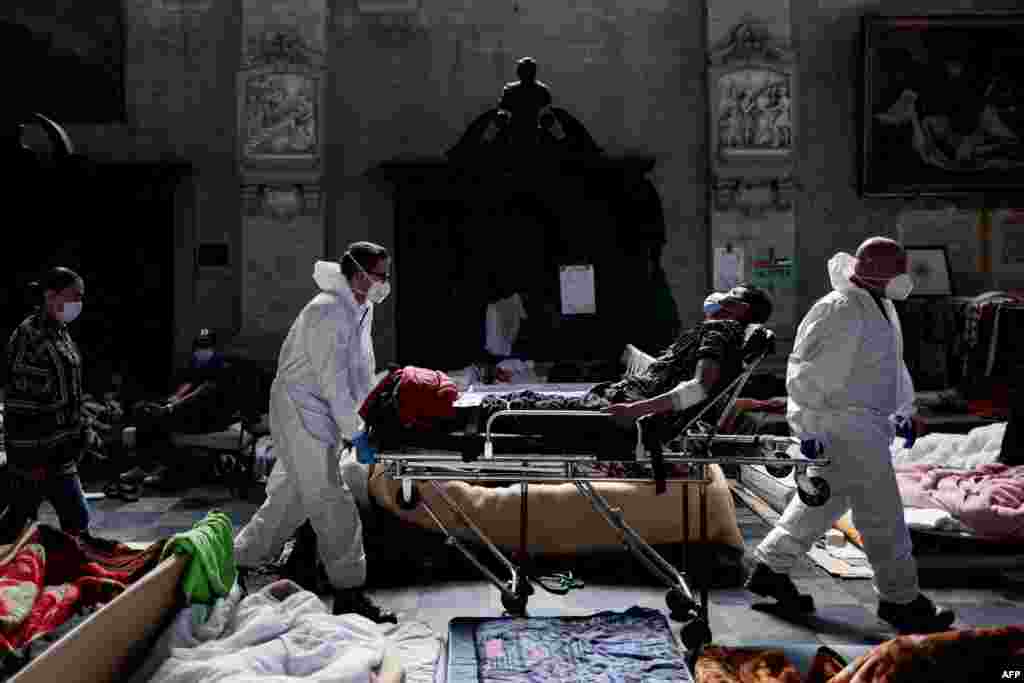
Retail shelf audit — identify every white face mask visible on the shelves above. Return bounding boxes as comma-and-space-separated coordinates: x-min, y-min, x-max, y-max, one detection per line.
367, 280, 391, 305
58, 301, 83, 323
884, 273, 914, 301
350, 254, 391, 305
193, 349, 215, 364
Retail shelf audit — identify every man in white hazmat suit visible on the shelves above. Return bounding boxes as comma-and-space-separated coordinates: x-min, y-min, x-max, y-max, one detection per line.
746, 237, 955, 634
234, 241, 396, 624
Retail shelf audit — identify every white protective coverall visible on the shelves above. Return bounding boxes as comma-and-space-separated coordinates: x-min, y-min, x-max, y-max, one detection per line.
234, 261, 375, 589
754, 253, 919, 604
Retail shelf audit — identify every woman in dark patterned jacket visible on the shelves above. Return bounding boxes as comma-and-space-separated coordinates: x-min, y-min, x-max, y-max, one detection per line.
1, 267, 90, 543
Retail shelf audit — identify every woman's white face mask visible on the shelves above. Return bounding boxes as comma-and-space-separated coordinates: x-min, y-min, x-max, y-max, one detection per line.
193, 349, 215, 364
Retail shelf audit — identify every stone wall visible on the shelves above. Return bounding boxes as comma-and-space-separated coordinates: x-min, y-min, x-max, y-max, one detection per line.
790, 0, 1024, 318
326, 0, 709, 365
36, 0, 1024, 370
55, 0, 243, 365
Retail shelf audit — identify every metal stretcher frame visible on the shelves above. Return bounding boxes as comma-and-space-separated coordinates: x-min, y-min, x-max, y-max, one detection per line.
373, 329, 832, 651
380, 429, 827, 650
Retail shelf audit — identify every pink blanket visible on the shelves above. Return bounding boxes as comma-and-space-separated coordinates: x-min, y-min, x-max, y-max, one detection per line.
895, 463, 1024, 541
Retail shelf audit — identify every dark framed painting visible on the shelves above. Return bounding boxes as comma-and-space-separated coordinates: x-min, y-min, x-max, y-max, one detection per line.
860, 14, 1024, 198
1, 4, 125, 123
905, 245, 954, 297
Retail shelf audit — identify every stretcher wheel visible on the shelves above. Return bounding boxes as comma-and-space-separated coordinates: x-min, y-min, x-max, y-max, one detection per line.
765, 452, 794, 478
797, 476, 830, 507
679, 617, 712, 651
665, 589, 698, 620
397, 480, 419, 510
501, 581, 530, 616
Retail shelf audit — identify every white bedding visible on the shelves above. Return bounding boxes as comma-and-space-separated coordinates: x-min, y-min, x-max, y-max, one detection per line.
740, 422, 1009, 534
890, 422, 1006, 470
130, 579, 440, 683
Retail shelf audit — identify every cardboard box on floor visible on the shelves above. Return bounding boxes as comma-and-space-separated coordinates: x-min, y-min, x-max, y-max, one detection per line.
11, 553, 188, 683
10, 547, 402, 683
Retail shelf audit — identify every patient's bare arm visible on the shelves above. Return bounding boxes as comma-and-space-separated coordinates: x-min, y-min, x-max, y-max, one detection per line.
605, 359, 721, 420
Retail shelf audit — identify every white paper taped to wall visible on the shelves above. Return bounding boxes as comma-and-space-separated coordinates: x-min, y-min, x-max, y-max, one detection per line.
714, 246, 744, 291
560, 265, 596, 315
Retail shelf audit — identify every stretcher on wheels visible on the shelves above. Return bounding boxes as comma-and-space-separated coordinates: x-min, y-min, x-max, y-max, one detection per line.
370, 326, 832, 651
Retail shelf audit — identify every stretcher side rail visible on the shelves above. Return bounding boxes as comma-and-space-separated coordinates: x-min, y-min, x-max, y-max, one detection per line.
477, 409, 831, 467
372, 326, 817, 653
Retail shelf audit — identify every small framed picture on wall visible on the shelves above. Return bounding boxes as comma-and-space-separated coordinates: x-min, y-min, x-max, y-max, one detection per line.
905, 245, 954, 296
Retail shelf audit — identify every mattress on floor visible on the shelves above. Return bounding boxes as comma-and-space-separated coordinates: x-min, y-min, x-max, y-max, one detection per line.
445, 607, 693, 683
370, 462, 746, 554
738, 464, 975, 539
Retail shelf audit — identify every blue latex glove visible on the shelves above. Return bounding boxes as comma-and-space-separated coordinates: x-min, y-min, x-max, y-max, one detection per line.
891, 415, 916, 449
352, 430, 377, 465
798, 432, 829, 460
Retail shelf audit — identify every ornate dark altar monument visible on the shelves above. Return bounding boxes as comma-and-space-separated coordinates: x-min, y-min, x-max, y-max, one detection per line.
372, 59, 679, 370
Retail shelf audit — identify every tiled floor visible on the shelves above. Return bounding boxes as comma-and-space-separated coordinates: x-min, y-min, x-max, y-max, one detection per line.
39, 471, 1024, 664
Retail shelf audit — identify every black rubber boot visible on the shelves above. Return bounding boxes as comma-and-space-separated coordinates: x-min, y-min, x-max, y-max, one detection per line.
877, 594, 955, 634
332, 588, 398, 624
745, 562, 815, 613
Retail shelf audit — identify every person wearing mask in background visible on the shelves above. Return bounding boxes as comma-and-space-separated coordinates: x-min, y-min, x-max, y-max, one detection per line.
1, 267, 90, 543
233, 241, 396, 624
115, 328, 237, 495
746, 236, 955, 634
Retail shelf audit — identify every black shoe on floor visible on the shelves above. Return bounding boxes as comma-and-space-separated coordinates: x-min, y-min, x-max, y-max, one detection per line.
332, 588, 397, 624
877, 594, 955, 634
744, 562, 815, 613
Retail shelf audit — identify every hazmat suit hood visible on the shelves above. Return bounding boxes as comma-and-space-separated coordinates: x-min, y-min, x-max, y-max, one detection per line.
827, 252, 859, 293
313, 259, 369, 321
313, 260, 351, 295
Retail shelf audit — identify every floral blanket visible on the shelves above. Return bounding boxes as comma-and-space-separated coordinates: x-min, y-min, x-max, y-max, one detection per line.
0, 523, 164, 659
694, 645, 847, 683
695, 626, 1024, 683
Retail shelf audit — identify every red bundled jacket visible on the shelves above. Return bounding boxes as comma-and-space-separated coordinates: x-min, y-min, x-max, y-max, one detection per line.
359, 366, 458, 431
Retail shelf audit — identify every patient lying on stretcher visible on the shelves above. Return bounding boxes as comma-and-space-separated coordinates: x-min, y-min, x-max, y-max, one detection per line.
342, 285, 774, 578
474, 283, 775, 455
